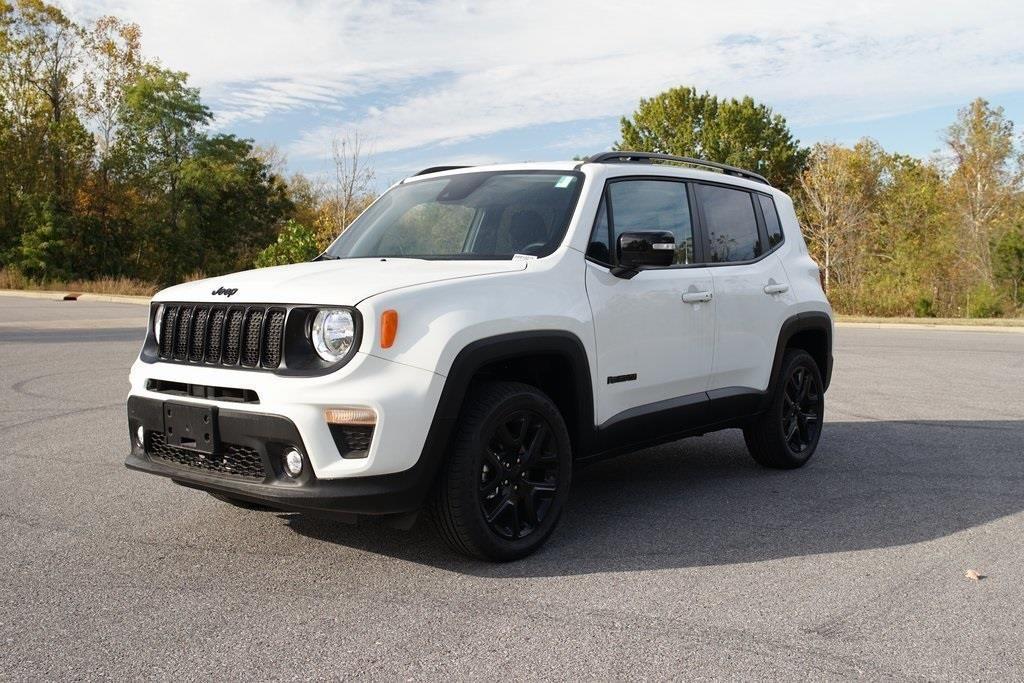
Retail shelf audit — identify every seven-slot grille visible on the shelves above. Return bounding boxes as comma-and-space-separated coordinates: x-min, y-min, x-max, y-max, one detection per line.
157, 304, 286, 370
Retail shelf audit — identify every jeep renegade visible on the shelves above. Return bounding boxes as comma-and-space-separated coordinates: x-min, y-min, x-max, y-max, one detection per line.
126, 152, 833, 561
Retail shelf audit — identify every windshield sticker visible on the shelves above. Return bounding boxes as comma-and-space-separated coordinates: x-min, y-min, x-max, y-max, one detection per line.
554, 176, 575, 189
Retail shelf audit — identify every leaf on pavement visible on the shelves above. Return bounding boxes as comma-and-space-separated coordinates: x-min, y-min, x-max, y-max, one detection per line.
964, 569, 986, 581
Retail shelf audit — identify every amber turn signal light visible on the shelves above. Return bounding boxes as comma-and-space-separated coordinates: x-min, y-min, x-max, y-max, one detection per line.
380, 309, 398, 349
324, 407, 377, 426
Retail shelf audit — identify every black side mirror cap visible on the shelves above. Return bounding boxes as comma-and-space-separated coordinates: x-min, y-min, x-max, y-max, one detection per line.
612, 231, 675, 278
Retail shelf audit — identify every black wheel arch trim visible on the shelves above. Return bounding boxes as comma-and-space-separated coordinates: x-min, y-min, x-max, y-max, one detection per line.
403, 329, 593, 511
427, 330, 595, 453
766, 311, 833, 404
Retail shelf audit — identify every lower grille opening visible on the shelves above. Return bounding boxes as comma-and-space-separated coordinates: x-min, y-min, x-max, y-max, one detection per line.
146, 431, 266, 479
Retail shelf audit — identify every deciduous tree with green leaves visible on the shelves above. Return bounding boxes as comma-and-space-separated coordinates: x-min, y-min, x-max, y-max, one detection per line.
617, 86, 808, 190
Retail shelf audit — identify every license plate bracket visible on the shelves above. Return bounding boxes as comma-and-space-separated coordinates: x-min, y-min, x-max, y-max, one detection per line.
163, 401, 219, 454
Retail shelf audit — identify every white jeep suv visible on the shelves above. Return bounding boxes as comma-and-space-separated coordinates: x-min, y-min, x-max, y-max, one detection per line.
126, 152, 833, 561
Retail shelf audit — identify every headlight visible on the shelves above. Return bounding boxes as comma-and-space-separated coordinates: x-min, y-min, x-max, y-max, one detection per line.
154, 304, 165, 342
311, 309, 356, 362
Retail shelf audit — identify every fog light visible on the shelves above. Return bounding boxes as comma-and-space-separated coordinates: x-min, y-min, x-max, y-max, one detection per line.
136, 425, 145, 447
283, 449, 304, 478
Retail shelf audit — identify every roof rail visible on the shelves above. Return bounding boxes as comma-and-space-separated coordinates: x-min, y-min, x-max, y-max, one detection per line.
581, 151, 770, 186
413, 165, 472, 177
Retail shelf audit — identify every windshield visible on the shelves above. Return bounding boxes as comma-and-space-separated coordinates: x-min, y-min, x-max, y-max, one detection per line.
323, 170, 584, 260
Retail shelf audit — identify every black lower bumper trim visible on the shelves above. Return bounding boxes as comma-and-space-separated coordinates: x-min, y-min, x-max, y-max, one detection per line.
125, 396, 437, 516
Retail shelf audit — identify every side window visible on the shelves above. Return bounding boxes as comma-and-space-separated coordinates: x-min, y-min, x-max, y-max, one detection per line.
608, 180, 694, 265
696, 184, 761, 263
757, 194, 784, 248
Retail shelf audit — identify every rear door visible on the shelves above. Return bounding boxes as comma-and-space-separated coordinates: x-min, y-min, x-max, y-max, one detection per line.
584, 178, 716, 425
694, 183, 792, 393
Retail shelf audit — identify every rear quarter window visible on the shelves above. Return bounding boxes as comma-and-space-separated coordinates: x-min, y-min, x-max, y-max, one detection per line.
757, 194, 784, 248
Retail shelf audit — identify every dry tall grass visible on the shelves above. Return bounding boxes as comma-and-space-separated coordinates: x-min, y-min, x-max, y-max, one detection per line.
0, 268, 159, 297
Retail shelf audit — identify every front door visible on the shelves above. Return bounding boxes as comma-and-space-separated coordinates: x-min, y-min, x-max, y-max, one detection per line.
584, 178, 716, 425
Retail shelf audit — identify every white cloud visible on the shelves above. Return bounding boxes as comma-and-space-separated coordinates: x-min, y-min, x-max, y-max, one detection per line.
62, 0, 1024, 159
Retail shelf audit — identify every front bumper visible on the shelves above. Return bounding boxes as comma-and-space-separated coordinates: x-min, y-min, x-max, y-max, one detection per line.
125, 348, 450, 515
127, 351, 445, 478
126, 395, 442, 515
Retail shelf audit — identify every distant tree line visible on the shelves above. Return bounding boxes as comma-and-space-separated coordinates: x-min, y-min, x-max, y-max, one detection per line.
0, 0, 372, 286
619, 87, 1024, 317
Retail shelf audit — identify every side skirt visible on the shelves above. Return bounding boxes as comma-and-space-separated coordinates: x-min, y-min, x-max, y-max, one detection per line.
579, 386, 766, 463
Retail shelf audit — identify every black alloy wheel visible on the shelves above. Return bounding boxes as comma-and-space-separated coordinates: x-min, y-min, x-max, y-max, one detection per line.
429, 381, 572, 561
743, 349, 825, 469
478, 409, 560, 541
781, 365, 822, 454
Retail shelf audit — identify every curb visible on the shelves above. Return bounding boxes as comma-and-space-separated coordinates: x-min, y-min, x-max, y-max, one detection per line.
836, 321, 1024, 334
0, 288, 150, 305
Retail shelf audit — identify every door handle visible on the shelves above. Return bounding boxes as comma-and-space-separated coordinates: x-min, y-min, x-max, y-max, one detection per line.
763, 283, 790, 295
682, 291, 713, 303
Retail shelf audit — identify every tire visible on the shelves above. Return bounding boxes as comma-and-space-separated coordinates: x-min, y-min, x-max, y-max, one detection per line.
428, 381, 572, 561
743, 349, 825, 469
208, 492, 274, 511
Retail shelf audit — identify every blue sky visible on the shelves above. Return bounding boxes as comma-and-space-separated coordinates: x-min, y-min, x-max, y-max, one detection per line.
65, 0, 1024, 188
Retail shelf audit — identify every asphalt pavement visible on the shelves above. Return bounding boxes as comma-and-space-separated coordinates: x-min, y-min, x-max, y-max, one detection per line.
2, 294, 1023, 680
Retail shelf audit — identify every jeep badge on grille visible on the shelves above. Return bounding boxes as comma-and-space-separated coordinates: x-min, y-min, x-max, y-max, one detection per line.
211, 286, 238, 297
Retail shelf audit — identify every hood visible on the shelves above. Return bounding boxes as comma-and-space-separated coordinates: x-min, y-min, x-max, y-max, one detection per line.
154, 258, 528, 305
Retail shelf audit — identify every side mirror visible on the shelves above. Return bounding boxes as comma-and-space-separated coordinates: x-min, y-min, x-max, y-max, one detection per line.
613, 231, 675, 278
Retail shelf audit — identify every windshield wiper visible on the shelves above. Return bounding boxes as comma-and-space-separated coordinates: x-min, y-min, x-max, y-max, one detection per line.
312, 253, 340, 261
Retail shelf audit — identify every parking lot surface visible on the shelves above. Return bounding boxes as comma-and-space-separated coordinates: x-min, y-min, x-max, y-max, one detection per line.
2, 294, 1023, 680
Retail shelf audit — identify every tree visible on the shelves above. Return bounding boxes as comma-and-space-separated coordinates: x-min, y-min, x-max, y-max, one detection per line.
112, 65, 211, 278
0, 1, 330, 287
994, 220, 1024, 309
866, 154, 956, 316
617, 86, 808, 190
0, 0, 93, 273
76, 14, 142, 276
320, 132, 375, 247
945, 99, 1023, 287
179, 134, 292, 276
795, 142, 878, 298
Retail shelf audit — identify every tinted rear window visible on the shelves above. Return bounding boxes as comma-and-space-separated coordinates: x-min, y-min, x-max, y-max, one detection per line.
696, 184, 761, 263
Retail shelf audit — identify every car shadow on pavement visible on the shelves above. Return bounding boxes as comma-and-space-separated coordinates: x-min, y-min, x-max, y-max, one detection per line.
281, 419, 1024, 577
